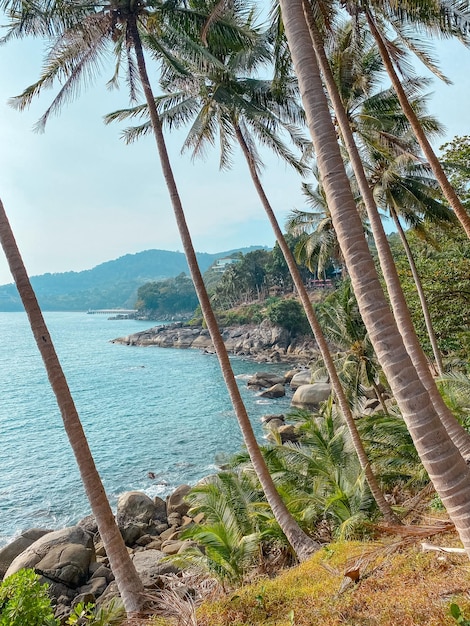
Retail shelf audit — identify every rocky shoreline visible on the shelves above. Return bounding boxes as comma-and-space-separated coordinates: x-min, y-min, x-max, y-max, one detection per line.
0, 367, 338, 621
111, 319, 320, 363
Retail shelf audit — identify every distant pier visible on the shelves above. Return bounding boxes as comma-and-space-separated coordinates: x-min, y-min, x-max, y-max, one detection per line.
87, 309, 137, 317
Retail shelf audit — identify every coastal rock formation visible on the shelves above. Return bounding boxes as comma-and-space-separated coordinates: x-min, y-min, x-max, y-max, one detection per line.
291, 382, 332, 409
112, 320, 319, 362
0, 484, 202, 621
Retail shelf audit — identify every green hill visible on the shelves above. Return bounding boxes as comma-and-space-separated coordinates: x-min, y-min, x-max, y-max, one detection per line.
0, 247, 265, 311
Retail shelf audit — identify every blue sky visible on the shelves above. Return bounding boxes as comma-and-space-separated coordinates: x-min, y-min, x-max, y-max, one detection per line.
0, 20, 469, 286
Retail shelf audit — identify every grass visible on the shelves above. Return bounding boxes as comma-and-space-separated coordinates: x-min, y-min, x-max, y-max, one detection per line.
149, 529, 470, 626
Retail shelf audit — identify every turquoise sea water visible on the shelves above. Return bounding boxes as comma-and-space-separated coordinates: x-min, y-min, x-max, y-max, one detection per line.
0, 312, 293, 547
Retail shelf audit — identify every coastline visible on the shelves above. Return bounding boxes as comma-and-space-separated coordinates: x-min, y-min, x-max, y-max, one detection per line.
111, 319, 319, 364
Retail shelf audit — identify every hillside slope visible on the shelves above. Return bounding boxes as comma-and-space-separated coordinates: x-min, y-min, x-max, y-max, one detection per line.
0, 247, 263, 311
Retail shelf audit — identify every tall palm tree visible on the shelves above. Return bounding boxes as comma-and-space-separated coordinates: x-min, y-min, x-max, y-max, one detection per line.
323, 17, 449, 375
279, 0, 470, 558
0, 199, 146, 615
110, 17, 399, 523
3, 0, 318, 562
351, 0, 470, 239
300, 2, 470, 460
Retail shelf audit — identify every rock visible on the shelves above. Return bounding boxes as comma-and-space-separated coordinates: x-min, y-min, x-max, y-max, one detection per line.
167, 512, 182, 527
277, 424, 299, 443
265, 418, 285, 432
4, 526, 94, 590
259, 383, 285, 398
291, 383, 332, 409
290, 370, 312, 389
116, 491, 159, 545
167, 485, 191, 517
0, 528, 52, 580
261, 414, 285, 424
161, 540, 187, 555
131, 550, 180, 587
153, 496, 168, 523
247, 372, 285, 389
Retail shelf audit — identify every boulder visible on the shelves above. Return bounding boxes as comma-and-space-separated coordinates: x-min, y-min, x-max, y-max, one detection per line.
291, 383, 332, 409
259, 383, 286, 399
167, 485, 191, 517
116, 491, 158, 545
131, 550, 180, 587
0, 528, 52, 580
247, 372, 285, 389
4, 526, 94, 590
290, 370, 312, 389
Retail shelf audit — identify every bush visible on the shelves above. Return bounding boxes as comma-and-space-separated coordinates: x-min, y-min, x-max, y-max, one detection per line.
0, 569, 59, 626
266, 298, 310, 335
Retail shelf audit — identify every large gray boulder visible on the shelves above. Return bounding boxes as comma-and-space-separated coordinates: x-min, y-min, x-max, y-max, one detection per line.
259, 383, 286, 399
0, 528, 52, 581
116, 491, 161, 546
247, 372, 286, 389
131, 550, 180, 587
291, 383, 332, 409
4, 526, 94, 589
290, 370, 312, 389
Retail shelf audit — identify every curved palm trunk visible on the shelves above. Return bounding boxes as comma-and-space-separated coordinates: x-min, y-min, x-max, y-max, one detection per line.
0, 199, 145, 616
389, 207, 444, 375
233, 125, 399, 524
128, 17, 318, 562
280, 0, 470, 559
364, 8, 470, 240
303, 3, 470, 460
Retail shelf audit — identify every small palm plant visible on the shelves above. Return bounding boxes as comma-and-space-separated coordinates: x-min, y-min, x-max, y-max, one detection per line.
171, 470, 280, 585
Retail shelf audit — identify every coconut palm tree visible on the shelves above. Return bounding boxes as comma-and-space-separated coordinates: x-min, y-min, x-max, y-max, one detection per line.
347, 0, 470, 238
0, 199, 146, 615
321, 17, 450, 375
279, 0, 470, 559
108, 9, 399, 523
300, 2, 470, 460
3, 0, 319, 562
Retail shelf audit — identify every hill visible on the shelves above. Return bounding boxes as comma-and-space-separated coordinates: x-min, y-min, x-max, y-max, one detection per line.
0, 247, 265, 311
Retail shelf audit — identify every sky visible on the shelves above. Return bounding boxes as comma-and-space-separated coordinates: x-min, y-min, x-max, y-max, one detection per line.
0, 17, 469, 286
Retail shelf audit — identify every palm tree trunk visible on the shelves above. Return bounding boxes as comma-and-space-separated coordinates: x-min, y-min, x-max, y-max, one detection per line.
127, 16, 319, 562
0, 199, 146, 616
364, 8, 470, 240
279, 0, 470, 559
234, 124, 399, 524
302, 2, 470, 460
389, 207, 444, 375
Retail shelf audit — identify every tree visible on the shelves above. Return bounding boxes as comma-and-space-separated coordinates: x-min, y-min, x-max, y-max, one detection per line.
279, 0, 470, 558
356, 1, 470, 238
116, 5, 397, 523
0, 199, 146, 615
3, 0, 319, 562
300, 2, 470, 459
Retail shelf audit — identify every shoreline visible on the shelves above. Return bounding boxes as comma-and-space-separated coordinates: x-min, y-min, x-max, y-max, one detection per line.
111, 319, 319, 364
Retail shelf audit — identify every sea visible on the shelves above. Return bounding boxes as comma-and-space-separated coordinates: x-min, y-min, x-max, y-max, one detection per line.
0, 311, 294, 547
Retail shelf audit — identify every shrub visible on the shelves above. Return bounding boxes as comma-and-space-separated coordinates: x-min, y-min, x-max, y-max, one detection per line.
0, 569, 59, 626
266, 298, 310, 335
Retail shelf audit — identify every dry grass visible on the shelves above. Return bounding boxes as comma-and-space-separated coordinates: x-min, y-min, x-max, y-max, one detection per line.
148, 527, 470, 626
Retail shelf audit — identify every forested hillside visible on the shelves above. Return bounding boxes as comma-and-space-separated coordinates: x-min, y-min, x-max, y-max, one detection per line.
0, 247, 264, 311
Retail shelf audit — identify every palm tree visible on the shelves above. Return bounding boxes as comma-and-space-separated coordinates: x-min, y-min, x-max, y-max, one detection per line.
279, 0, 470, 558
353, 0, 470, 239
3, 0, 319, 562
300, 3, 470, 460
323, 17, 450, 375
0, 199, 146, 615
110, 12, 399, 523
315, 281, 390, 413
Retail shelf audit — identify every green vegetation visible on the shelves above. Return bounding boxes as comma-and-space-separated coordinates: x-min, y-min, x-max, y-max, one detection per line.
388, 223, 470, 363
0, 569, 59, 626
136, 273, 198, 318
